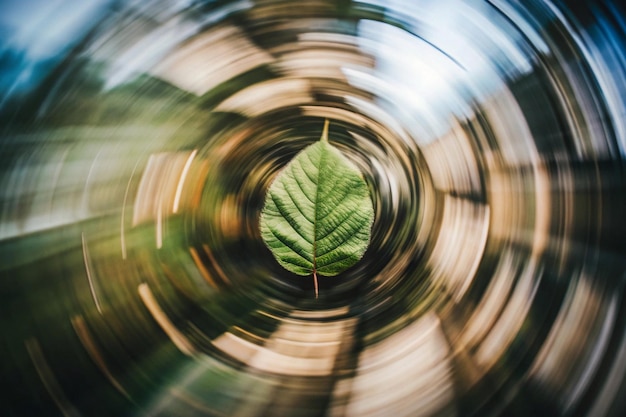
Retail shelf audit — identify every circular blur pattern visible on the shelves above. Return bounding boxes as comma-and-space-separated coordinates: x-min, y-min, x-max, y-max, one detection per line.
1, 0, 625, 416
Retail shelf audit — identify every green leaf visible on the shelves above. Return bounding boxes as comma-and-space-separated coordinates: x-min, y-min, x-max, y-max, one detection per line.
260, 120, 374, 297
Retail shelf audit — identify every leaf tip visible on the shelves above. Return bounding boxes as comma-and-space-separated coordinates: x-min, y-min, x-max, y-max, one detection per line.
321, 119, 329, 142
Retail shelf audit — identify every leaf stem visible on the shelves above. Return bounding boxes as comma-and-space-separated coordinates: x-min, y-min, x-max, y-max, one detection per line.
313, 269, 319, 298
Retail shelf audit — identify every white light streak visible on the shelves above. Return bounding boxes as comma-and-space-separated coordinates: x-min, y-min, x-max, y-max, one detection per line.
173, 149, 197, 213
81, 232, 102, 314
120, 159, 141, 260
138, 283, 196, 356
156, 201, 163, 249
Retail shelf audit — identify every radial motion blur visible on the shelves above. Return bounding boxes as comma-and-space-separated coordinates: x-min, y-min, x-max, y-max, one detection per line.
1, 0, 625, 416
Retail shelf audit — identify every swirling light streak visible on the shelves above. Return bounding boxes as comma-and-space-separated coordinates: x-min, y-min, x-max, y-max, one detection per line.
0, 1, 625, 416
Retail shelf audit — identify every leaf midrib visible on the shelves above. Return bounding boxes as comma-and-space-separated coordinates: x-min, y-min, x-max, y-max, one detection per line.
312, 143, 327, 276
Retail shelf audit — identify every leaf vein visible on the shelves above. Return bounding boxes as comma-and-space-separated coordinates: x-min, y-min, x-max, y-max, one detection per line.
267, 224, 313, 265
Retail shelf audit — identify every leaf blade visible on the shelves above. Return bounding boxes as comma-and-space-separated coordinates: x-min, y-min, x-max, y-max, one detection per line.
260, 125, 374, 284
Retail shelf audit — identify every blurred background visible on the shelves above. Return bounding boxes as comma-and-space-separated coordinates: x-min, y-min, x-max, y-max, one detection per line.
1, 0, 625, 416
